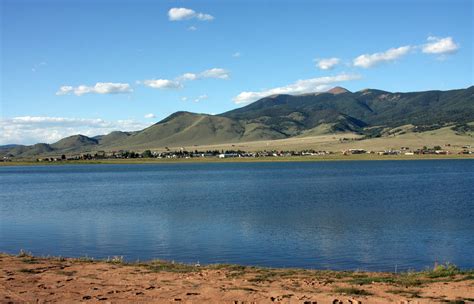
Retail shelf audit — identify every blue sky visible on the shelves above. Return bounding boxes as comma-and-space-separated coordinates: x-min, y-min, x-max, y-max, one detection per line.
1, 0, 472, 144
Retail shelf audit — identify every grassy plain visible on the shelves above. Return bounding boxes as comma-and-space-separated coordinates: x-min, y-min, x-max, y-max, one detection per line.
158, 126, 473, 153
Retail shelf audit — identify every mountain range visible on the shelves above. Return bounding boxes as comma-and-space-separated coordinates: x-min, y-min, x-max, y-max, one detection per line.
2, 86, 473, 158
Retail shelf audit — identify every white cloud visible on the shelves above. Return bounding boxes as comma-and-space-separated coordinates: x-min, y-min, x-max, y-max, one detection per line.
311, 37, 459, 70
144, 113, 156, 119
56, 86, 74, 95
353, 46, 412, 68
168, 8, 195, 20
233, 73, 361, 105
199, 68, 230, 79
143, 68, 229, 90
315, 57, 340, 70
422, 36, 459, 54
177, 73, 198, 81
168, 7, 214, 21
193, 95, 208, 102
232, 52, 241, 58
195, 13, 214, 21
143, 79, 183, 89
181, 97, 188, 102
187, 26, 197, 31
56, 82, 133, 96
0, 116, 149, 145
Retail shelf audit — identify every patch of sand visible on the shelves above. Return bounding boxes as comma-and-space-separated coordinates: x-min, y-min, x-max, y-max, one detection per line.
1, 254, 473, 303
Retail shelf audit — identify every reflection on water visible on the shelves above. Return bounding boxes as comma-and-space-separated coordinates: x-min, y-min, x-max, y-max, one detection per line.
1, 160, 473, 271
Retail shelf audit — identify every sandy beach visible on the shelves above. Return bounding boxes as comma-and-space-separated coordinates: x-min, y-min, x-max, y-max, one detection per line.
1, 254, 473, 303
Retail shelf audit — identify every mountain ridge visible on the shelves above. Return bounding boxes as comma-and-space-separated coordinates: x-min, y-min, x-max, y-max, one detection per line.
2, 86, 473, 158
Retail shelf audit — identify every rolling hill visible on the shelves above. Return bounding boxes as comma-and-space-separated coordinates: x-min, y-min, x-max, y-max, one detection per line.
2, 86, 473, 158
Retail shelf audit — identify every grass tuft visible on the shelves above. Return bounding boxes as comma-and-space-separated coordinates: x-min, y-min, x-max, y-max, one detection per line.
333, 286, 373, 296
106, 256, 124, 264
17, 249, 33, 258
76, 256, 95, 263
208, 264, 247, 271
145, 260, 199, 273
349, 276, 395, 285
21, 257, 39, 264
425, 262, 461, 278
19, 268, 41, 274
387, 288, 421, 298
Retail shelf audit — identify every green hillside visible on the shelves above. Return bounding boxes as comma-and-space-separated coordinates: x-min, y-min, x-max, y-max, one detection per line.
2, 86, 473, 158
101, 112, 245, 149
221, 86, 474, 134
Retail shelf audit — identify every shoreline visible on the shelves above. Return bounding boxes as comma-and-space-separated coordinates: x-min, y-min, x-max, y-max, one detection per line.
1, 253, 473, 303
1, 154, 473, 167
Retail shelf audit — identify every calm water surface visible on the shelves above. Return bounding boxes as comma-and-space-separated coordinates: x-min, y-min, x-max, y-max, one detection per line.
1, 160, 473, 271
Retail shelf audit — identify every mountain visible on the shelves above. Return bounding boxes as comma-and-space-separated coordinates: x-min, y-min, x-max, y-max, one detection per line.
51, 135, 99, 152
94, 131, 134, 146
0, 144, 22, 149
2, 86, 473, 158
100, 112, 245, 150
221, 86, 474, 134
2, 143, 54, 158
327, 86, 351, 95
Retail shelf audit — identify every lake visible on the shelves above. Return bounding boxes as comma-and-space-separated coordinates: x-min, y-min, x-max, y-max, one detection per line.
1, 160, 473, 271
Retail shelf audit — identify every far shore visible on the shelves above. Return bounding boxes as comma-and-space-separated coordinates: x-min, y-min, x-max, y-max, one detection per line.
1, 153, 473, 167
1, 253, 473, 303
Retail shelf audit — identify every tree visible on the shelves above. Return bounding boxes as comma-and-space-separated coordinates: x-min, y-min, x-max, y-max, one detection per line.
142, 150, 153, 158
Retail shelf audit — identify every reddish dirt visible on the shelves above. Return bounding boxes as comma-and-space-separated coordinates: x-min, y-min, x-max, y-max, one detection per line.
1, 254, 473, 303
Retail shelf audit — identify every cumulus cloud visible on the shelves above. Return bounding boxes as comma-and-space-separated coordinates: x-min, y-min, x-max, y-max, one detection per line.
0, 116, 149, 145
422, 36, 459, 54
233, 73, 361, 105
322, 36, 460, 69
143, 79, 183, 89
56, 82, 133, 96
187, 26, 197, 31
168, 8, 214, 21
143, 68, 229, 90
232, 52, 241, 58
56, 86, 74, 95
177, 73, 198, 81
177, 68, 230, 81
199, 68, 230, 79
315, 57, 340, 70
353, 46, 412, 68
144, 113, 156, 119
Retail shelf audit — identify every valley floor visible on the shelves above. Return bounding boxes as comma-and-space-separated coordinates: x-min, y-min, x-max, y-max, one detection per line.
1, 254, 473, 303
1, 153, 473, 166
158, 127, 473, 153
2, 125, 473, 162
